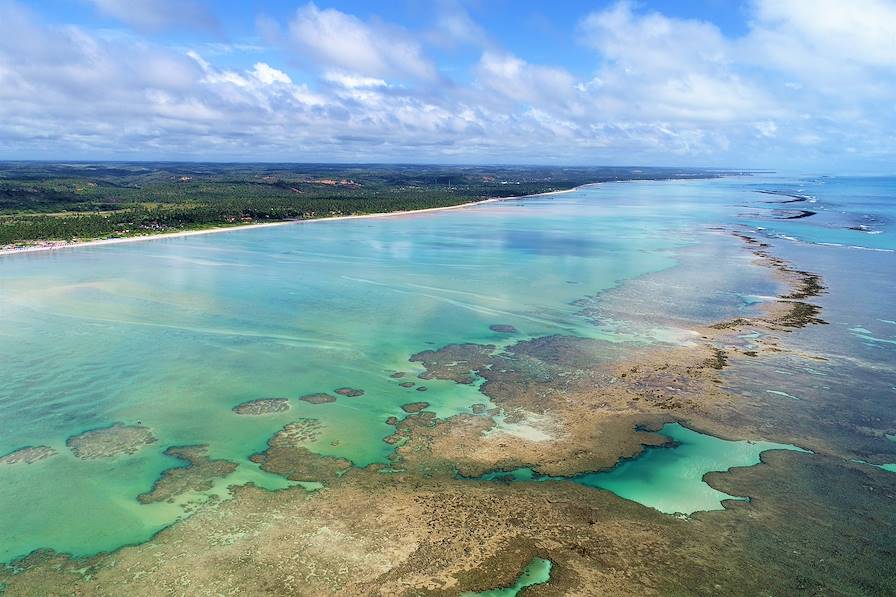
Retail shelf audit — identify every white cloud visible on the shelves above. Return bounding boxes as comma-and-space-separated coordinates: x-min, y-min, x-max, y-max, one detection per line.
474, 51, 578, 109
578, 1, 774, 122
579, 1, 729, 75
0, 0, 894, 170
573, 0, 896, 166
753, 0, 896, 69
287, 3, 436, 81
323, 72, 388, 89
426, 1, 489, 48
251, 63, 292, 86
87, 0, 216, 31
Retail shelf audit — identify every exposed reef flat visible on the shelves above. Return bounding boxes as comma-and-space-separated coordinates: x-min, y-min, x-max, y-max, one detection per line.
3, 454, 894, 596
464, 556, 552, 596
0, 446, 57, 465
232, 398, 291, 415
300, 392, 337, 405
250, 419, 351, 483
773, 209, 817, 220
756, 189, 811, 203
384, 411, 438, 446
733, 232, 826, 327
411, 343, 494, 384
66, 424, 156, 459
137, 445, 238, 504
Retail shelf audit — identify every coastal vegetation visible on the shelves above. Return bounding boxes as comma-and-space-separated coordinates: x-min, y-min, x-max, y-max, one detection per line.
0, 162, 734, 247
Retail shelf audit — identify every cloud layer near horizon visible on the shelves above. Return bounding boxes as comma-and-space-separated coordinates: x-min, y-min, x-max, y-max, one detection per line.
1, 0, 894, 171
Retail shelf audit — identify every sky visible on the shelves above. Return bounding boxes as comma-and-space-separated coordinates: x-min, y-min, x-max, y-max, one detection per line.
1, 0, 894, 172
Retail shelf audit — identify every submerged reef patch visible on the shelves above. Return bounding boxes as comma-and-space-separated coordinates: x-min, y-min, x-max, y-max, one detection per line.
232, 398, 291, 415
489, 324, 518, 334
267, 419, 323, 445
401, 402, 430, 414
66, 424, 156, 459
138, 445, 238, 504
334, 387, 364, 397
0, 446, 57, 465
300, 393, 337, 405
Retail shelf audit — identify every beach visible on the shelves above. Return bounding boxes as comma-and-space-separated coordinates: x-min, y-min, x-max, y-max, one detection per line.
0, 187, 579, 256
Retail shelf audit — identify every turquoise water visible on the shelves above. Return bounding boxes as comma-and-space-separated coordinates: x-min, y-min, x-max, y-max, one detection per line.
732, 176, 896, 251
1, 176, 893, 562
881, 435, 896, 473
478, 423, 807, 515
575, 424, 806, 514
463, 557, 552, 596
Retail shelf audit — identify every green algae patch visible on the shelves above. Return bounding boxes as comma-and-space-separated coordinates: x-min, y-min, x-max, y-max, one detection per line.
476, 423, 808, 515
463, 557, 552, 596
66, 424, 156, 459
137, 445, 238, 504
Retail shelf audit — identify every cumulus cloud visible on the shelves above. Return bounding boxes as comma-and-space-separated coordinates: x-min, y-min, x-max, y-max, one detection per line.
323, 72, 388, 89
753, 0, 896, 69
286, 3, 436, 81
574, 0, 896, 166
578, 1, 774, 122
474, 51, 579, 110
0, 0, 894, 169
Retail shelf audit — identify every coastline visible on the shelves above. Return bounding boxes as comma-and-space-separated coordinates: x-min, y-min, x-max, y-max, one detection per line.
0, 186, 580, 257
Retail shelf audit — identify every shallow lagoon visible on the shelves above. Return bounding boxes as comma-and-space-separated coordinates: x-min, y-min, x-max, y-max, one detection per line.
478, 423, 806, 515
0, 176, 891, 562
464, 557, 552, 596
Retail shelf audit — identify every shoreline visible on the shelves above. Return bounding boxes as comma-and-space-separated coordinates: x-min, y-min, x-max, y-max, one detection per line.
0, 186, 580, 257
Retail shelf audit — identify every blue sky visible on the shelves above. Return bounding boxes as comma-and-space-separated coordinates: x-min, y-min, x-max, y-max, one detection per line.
1, 1, 894, 172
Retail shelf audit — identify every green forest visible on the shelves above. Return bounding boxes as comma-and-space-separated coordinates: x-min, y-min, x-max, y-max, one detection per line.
0, 162, 735, 246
